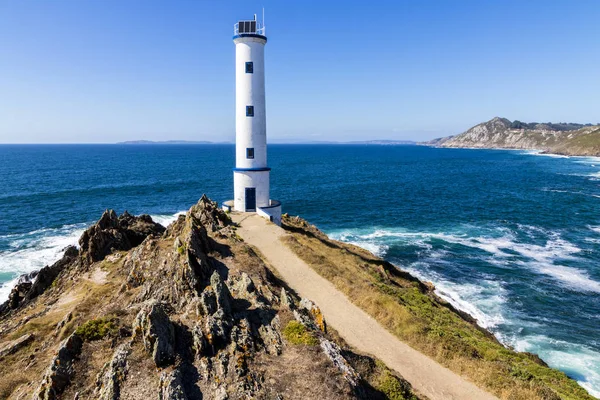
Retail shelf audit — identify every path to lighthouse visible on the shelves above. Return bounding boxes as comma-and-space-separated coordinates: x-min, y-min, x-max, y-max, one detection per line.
233, 213, 498, 400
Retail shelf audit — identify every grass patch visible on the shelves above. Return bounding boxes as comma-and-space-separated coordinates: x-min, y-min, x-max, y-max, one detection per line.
75, 317, 117, 341
282, 320, 319, 346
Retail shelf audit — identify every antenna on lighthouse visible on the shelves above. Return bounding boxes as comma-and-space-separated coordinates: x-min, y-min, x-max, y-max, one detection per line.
262, 8, 266, 35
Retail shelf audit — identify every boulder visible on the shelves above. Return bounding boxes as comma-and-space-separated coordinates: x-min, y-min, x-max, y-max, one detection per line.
134, 301, 175, 367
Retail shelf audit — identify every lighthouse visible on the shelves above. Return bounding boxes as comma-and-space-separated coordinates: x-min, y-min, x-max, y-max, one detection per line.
223, 14, 282, 225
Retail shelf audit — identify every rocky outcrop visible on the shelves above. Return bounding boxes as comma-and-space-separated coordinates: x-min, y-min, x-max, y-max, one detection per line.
79, 210, 165, 267
0, 197, 423, 400
0, 333, 34, 358
34, 333, 83, 399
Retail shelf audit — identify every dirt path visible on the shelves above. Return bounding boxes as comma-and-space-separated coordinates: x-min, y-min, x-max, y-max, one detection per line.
233, 213, 498, 400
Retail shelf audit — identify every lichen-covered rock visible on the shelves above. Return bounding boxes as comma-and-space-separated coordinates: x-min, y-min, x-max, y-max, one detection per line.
210, 271, 232, 316
95, 344, 130, 400
159, 369, 188, 400
34, 333, 83, 399
134, 301, 175, 367
257, 315, 282, 355
320, 339, 361, 389
300, 298, 327, 332
279, 287, 295, 310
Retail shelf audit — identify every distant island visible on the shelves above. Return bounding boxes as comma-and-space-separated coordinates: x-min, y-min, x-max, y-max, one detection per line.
118, 140, 232, 145
119, 140, 416, 145
424, 117, 600, 156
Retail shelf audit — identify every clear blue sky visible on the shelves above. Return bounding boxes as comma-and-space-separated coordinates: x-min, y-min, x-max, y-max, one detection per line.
0, 0, 599, 143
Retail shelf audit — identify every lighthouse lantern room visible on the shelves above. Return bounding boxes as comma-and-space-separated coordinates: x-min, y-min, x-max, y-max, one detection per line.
223, 13, 282, 225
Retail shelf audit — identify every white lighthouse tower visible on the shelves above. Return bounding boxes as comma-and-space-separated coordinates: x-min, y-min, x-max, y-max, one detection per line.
223, 14, 282, 225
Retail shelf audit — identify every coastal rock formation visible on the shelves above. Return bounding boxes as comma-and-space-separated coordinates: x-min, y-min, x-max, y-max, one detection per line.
426, 117, 600, 156
0, 196, 415, 400
79, 210, 165, 267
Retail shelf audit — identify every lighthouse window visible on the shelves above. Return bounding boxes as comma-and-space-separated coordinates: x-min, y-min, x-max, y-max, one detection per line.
246, 106, 254, 117
246, 148, 254, 159
245, 62, 253, 73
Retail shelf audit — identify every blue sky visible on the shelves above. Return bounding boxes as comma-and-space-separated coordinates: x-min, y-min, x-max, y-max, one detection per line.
0, 0, 598, 143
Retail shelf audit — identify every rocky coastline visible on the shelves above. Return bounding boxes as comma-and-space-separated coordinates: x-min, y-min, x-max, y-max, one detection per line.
0, 196, 595, 399
425, 117, 600, 157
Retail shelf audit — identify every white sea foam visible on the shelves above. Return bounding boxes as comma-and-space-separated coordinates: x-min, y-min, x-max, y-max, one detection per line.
510, 334, 600, 399
406, 264, 507, 329
521, 150, 570, 158
372, 227, 600, 293
150, 211, 186, 228
0, 223, 86, 302
589, 226, 600, 235
0, 211, 184, 303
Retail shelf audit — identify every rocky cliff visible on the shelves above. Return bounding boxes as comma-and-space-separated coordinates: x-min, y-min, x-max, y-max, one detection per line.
0, 196, 419, 400
427, 117, 600, 156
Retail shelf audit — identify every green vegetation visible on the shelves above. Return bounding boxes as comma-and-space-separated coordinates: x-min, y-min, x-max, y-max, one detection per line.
75, 317, 117, 341
281, 216, 595, 400
282, 320, 319, 346
377, 370, 417, 400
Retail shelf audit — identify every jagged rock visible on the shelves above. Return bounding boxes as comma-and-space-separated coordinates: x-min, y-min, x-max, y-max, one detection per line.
229, 318, 255, 354
320, 339, 361, 388
189, 194, 231, 232
159, 369, 188, 400
0, 333, 34, 358
184, 223, 213, 285
35, 333, 83, 399
134, 301, 175, 367
95, 344, 130, 400
210, 271, 232, 316
204, 309, 232, 350
199, 288, 218, 316
79, 210, 165, 266
257, 315, 282, 355
279, 288, 295, 310
300, 298, 327, 332
233, 273, 255, 295
192, 323, 207, 356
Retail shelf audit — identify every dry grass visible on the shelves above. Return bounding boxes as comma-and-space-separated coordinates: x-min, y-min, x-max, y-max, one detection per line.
281, 216, 594, 400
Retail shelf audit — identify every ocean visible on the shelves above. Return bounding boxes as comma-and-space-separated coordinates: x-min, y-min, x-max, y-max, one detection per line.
0, 144, 599, 397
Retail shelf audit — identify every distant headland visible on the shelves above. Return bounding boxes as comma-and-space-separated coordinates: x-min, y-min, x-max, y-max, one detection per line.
424, 117, 600, 157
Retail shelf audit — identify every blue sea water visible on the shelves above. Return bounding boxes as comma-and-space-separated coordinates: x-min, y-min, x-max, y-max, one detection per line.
0, 144, 599, 397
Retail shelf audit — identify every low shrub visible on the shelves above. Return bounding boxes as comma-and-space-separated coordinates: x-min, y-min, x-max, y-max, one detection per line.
75, 317, 117, 341
282, 320, 318, 346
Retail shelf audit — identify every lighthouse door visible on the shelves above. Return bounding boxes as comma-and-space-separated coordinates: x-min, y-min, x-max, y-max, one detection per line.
245, 188, 256, 212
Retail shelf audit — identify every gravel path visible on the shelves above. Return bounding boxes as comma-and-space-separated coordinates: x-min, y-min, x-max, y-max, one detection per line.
233, 213, 498, 400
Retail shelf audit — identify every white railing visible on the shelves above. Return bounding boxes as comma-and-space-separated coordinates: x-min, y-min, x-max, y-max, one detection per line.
233, 21, 266, 36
